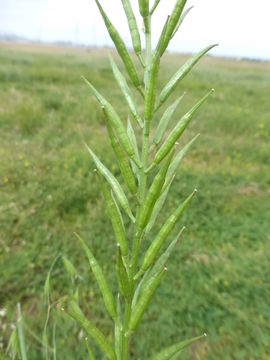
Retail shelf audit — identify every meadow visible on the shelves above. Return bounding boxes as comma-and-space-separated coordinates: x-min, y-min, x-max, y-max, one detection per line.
0, 42, 269, 359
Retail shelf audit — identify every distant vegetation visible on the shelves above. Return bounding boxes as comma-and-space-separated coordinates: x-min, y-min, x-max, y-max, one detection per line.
0, 43, 269, 359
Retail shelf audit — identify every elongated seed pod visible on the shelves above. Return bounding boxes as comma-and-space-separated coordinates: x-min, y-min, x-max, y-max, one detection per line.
127, 117, 140, 179
109, 54, 143, 128
129, 267, 166, 332
131, 269, 150, 310
138, 0, 149, 17
164, 133, 200, 189
160, 0, 187, 56
156, 44, 218, 110
153, 90, 214, 165
171, 5, 193, 39
95, 0, 141, 91
86, 145, 135, 222
148, 227, 185, 279
150, 0, 161, 15
116, 245, 132, 299
152, 334, 206, 360
153, 94, 185, 146
144, 17, 170, 126
74, 233, 117, 320
114, 294, 123, 360
137, 148, 175, 231
83, 77, 138, 164
99, 176, 128, 257
105, 119, 137, 195
120, 0, 141, 56
136, 189, 197, 277
67, 300, 116, 360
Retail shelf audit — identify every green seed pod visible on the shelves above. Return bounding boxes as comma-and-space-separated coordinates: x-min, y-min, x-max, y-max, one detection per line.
127, 117, 141, 179
116, 245, 132, 299
156, 44, 218, 110
138, 0, 149, 18
129, 267, 166, 332
150, 0, 161, 15
171, 5, 194, 39
164, 133, 200, 189
153, 94, 185, 147
152, 334, 206, 360
136, 189, 197, 277
144, 16, 170, 126
114, 294, 123, 360
109, 54, 143, 128
105, 119, 137, 195
160, 0, 187, 56
67, 300, 116, 360
95, 0, 141, 91
137, 148, 175, 231
74, 233, 117, 320
83, 77, 138, 163
86, 145, 135, 222
99, 176, 128, 257
120, 0, 141, 56
153, 89, 214, 165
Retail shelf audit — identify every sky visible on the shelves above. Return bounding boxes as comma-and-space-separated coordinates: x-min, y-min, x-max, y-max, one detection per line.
0, 0, 270, 60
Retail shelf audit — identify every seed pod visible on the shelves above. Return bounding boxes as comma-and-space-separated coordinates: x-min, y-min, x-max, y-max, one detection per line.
105, 119, 137, 195
150, 0, 161, 15
95, 0, 141, 91
138, 0, 149, 17
67, 300, 116, 360
83, 77, 139, 165
153, 89, 214, 165
74, 233, 117, 320
132, 269, 150, 310
171, 5, 194, 39
160, 0, 187, 56
164, 133, 200, 189
144, 16, 170, 126
148, 227, 185, 279
86, 145, 135, 222
114, 294, 123, 360
129, 267, 166, 332
136, 189, 197, 277
109, 54, 143, 128
153, 94, 185, 147
152, 334, 206, 360
127, 117, 140, 179
116, 245, 132, 299
120, 0, 141, 56
99, 176, 128, 257
156, 44, 218, 110
137, 148, 175, 231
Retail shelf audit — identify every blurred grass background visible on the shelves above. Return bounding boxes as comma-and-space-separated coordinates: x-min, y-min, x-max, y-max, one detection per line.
0, 42, 269, 359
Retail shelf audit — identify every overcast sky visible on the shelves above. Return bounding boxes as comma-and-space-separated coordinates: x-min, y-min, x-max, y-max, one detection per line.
1, 0, 270, 59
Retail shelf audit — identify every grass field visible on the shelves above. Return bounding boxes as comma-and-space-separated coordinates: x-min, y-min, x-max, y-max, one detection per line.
0, 42, 269, 359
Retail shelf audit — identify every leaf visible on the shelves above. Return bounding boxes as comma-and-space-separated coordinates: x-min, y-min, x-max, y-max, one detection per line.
62, 256, 77, 279
17, 303, 28, 360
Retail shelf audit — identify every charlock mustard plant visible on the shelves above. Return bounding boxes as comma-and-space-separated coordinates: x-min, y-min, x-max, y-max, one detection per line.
67, 0, 217, 359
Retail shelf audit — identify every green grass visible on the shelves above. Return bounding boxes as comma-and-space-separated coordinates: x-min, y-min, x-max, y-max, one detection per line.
0, 42, 269, 359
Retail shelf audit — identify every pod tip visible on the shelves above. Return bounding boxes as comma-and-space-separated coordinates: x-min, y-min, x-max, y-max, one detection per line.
204, 333, 207, 337
211, 88, 215, 93
164, 267, 168, 271
194, 188, 198, 193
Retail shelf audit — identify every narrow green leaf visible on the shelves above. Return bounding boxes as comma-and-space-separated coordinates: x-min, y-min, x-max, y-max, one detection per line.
94, 0, 142, 92
109, 54, 143, 128
62, 256, 77, 279
75, 233, 117, 320
132, 269, 150, 310
156, 44, 218, 110
114, 294, 123, 360
120, 0, 141, 56
129, 267, 166, 333
6, 325, 19, 360
85, 339, 95, 360
171, 5, 194, 39
17, 303, 27, 360
152, 334, 206, 360
153, 94, 185, 146
86, 144, 135, 222
67, 300, 116, 360
153, 89, 214, 165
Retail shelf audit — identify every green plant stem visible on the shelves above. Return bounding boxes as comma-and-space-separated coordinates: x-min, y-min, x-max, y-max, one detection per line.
122, 300, 131, 360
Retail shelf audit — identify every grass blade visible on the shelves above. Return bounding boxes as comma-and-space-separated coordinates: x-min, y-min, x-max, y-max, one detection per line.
17, 303, 28, 360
